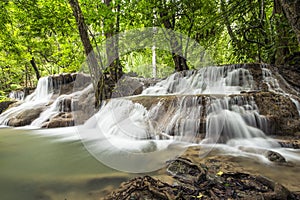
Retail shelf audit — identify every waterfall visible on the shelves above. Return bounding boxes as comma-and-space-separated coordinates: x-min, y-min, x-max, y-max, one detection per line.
142, 65, 254, 95
30, 95, 70, 127
9, 91, 24, 101
291, 98, 300, 116
0, 77, 54, 125
140, 64, 278, 146
25, 77, 53, 102
1, 64, 298, 151
84, 96, 202, 142
203, 96, 268, 144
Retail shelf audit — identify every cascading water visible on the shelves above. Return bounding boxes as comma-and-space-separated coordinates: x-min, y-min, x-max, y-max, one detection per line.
203, 96, 269, 145
0, 77, 53, 125
83, 96, 202, 142
291, 98, 300, 116
9, 91, 24, 101
142, 65, 253, 95
30, 95, 70, 127
25, 77, 53, 102
261, 66, 282, 93
1, 64, 299, 174
142, 65, 272, 146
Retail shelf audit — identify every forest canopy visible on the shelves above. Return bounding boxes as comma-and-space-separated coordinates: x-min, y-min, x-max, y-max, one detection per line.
0, 0, 299, 101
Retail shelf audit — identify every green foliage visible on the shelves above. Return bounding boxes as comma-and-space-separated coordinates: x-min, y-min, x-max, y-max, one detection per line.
0, 0, 84, 92
121, 49, 174, 78
0, 0, 299, 95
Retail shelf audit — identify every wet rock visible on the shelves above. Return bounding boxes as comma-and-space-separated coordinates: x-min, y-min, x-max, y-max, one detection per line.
264, 150, 286, 163
111, 76, 144, 98
279, 64, 300, 92
72, 73, 92, 90
278, 140, 300, 149
0, 101, 16, 114
251, 92, 300, 135
42, 112, 74, 128
166, 157, 206, 184
7, 106, 45, 127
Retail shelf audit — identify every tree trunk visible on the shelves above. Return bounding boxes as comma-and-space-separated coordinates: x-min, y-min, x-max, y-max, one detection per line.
30, 57, 40, 80
69, 0, 100, 78
221, 0, 240, 49
69, 0, 104, 107
279, 0, 300, 44
274, 0, 292, 65
159, 8, 189, 72
104, 0, 123, 82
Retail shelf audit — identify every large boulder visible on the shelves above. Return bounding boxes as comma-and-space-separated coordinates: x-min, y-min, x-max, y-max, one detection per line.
41, 112, 74, 128
7, 106, 45, 127
111, 76, 144, 98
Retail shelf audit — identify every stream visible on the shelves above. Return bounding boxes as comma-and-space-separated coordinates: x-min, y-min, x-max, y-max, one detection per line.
0, 127, 129, 200
1, 126, 300, 199
1, 64, 300, 199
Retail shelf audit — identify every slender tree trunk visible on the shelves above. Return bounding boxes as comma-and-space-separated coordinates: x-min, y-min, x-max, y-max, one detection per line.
69, 0, 100, 78
221, 0, 240, 49
274, 0, 291, 65
279, 0, 300, 45
69, 0, 103, 107
30, 57, 40, 80
25, 64, 28, 88
104, 0, 123, 82
159, 9, 188, 72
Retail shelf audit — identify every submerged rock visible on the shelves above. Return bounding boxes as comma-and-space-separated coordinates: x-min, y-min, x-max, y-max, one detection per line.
264, 150, 286, 163
278, 139, 300, 149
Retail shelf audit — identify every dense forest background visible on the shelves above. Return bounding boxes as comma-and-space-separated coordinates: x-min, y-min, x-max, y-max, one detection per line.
0, 0, 299, 101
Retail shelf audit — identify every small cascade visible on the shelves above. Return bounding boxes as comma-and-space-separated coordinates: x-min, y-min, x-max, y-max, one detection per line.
30, 95, 72, 127
25, 77, 53, 102
85, 96, 203, 142
0, 77, 54, 125
204, 96, 268, 144
261, 66, 283, 93
30, 83, 94, 128
142, 65, 253, 95
9, 91, 24, 101
0, 74, 87, 127
164, 96, 202, 141
291, 98, 300, 116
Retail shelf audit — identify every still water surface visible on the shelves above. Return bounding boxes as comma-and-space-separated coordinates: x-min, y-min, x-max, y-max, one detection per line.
0, 127, 129, 200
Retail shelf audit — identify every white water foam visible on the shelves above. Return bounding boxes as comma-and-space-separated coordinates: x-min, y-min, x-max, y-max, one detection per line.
0, 77, 53, 125
9, 91, 24, 101
142, 66, 253, 95
290, 98, 300, 116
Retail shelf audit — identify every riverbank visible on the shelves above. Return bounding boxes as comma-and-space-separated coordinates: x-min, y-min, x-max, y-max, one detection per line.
105, 145, 300, 199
